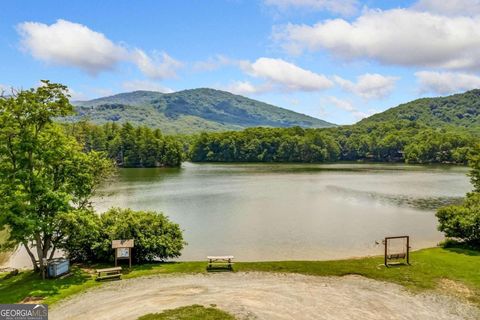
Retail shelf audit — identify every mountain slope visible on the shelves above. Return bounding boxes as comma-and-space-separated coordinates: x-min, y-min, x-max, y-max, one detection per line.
69, 88, 334, 134
359, 89, 480, 128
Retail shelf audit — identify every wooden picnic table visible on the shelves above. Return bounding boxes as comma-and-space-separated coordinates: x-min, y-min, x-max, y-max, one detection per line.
96, 267, 122, 281
207, 256, 234, 269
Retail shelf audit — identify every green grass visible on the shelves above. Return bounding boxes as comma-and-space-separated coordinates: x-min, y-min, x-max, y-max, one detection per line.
0, 247, 478, 306
137, 304, 236, 320
0, 262, 206, 305
239, 247, 480, 297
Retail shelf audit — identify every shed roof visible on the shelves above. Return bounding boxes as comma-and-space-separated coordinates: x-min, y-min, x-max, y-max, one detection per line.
112, 239, 134, 248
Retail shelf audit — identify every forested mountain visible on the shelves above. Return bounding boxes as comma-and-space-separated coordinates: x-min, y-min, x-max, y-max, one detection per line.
360, 89, 480, 129
68, 89, 480, 167
187, 90, 480, 164
68, 89, 334, 133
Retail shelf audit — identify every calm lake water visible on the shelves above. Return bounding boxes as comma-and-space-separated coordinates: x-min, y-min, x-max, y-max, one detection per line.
93, 162, 472, 261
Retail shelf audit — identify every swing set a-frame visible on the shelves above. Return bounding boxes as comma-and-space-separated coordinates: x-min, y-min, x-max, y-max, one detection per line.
384, 235, 410, 267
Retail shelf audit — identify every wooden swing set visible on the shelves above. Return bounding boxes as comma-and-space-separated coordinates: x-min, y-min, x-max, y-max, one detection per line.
384, 236, 410, 267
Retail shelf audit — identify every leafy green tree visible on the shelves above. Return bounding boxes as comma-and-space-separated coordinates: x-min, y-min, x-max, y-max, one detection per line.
93, 208, 186, 262
436, 148, 480, 246
0, 81, 112, 271
436, 193, 480, 246
469, 147, 480, 192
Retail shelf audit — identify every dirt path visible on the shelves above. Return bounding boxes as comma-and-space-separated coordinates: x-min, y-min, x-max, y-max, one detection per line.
50, 272, 479, 320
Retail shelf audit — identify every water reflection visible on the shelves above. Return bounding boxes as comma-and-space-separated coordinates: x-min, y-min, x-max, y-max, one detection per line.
93, 162, 471, 261
326, 185, 464, 210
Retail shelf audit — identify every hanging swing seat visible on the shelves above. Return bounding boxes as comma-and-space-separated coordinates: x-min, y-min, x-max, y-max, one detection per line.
387, 253, 406, 259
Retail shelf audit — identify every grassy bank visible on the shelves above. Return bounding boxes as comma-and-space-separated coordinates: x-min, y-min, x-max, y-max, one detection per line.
137, 305, 235, 320
1, 247, 478, 306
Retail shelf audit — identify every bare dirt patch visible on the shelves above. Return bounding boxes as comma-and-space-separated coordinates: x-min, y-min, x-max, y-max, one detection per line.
21, 296, 44, 304
50, 272, 480, 320
438, 278, 475, 300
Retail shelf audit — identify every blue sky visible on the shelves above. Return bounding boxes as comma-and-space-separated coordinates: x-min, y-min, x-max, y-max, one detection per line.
2, 0, 480, 124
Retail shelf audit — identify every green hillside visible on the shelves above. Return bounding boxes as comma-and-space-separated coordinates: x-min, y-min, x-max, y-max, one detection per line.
68, 88, 334, 134
360, 89, 480, 129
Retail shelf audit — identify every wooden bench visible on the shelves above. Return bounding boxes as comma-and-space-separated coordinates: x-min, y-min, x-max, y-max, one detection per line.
96, 267, 122, 281
207, 256, 234, 270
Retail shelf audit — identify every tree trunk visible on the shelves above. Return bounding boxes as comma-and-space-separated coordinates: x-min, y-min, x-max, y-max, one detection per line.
43, 236, 51, 261
35, 233, 49, 279
23, 241, 39, 272
48, 243, 56, 260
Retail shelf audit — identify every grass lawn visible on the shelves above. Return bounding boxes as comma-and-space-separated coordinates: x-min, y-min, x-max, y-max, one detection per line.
137, 304, 235, 320
0, 246, 478, 306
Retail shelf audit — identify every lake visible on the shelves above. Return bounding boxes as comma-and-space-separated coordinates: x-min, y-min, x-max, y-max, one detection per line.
93, 162, 472, 261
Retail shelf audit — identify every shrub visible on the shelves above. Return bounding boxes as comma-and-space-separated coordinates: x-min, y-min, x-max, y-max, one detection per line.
58, 210, 102, 262
436, 146, 480, 247
436, 193, 480, 247
94, 208, 186, 262
61, 208, 186, 263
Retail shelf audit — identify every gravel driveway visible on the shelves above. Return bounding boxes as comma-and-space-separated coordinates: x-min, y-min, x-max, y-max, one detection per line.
50, 272, 479, 320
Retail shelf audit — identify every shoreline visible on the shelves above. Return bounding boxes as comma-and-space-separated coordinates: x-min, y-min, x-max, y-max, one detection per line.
1, 242, 443, 270
1, 247, 479, 309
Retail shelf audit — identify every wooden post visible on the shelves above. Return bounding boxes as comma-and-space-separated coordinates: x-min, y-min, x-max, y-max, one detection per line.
129, 248, 131, 268
384, 238, 388, 267
406, 236, 410, 265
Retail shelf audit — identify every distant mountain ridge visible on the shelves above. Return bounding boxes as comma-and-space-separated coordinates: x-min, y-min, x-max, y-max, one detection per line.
360, 89, 480, 128
69, 88, 335, 133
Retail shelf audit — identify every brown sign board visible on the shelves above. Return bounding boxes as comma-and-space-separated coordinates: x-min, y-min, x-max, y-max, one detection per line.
112, 239, 134, 268
112, 239, 134, 249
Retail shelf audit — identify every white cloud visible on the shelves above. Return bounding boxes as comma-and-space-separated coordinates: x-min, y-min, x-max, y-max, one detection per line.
17, 19, 182, 79
244, 57, 333, 92
67, 88, 89, 101
413, 0, 480, 16
275, 9, 480, 70
18, 19, 128, 74
131, 50, 182, 80
326, 96, 355, 112
325, 96, 372, 120
264, 0, 359, 16
334, 73, 398, 99
415, 71, 480, 95
223, 81, 272, 95
122, 80, 174, 93
223, 57, 333, 95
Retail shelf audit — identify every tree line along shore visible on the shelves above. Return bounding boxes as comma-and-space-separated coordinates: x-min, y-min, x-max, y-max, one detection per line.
69, 120, 477, 167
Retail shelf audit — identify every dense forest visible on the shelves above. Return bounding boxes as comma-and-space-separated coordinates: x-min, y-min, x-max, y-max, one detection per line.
69, 120, 477, 166
66, 122, 183, 167
189, 121, 477, 164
